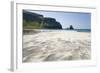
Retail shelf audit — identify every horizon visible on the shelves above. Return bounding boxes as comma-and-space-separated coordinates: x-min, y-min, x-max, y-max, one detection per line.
25, 10, 91, 29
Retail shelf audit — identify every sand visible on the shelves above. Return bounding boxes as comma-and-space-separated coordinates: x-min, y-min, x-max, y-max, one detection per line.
23, 30, 91, 62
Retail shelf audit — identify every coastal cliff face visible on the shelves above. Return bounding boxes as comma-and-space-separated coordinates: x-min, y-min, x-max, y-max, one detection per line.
23, 10, 62, 29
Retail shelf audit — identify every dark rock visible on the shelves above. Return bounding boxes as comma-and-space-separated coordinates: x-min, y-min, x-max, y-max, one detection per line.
23, 10, 43, 24
23, 10, 62, 29
43, 17, 62, 29
65, 25, 74, 30
69, 25, 74, 30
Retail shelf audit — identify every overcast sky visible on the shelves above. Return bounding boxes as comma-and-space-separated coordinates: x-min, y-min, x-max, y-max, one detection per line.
26, 10, 91, 29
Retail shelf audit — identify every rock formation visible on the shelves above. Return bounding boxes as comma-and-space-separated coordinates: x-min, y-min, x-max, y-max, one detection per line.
69, 25, 74, 30
23, 10, 62, 29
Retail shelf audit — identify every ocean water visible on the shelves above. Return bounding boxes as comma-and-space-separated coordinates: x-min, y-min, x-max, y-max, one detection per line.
74, 29, 91, 32
37, 29, 91, 32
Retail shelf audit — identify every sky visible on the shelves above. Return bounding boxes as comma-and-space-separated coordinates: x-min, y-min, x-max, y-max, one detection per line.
27, 10, 91, 29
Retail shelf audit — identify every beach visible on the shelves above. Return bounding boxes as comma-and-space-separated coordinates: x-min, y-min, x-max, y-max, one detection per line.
23, 30, 91, 62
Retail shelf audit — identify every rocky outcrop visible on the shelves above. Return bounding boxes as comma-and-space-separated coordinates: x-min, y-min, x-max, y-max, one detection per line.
69, 25, 74, 30
65, 25, 74, 30
23, 10, 43, 24
23, 10, 62, 29
43, 17, 62, 29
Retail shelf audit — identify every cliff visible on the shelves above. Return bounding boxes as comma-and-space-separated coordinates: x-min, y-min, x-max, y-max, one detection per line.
23, 10, 62, 29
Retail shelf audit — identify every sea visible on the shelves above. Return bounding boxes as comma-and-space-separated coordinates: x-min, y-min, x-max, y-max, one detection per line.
37, 29, 91, 32
74, 29, 91, 32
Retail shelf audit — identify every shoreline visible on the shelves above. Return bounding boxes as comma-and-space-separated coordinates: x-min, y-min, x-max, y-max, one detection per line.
23, 29, 90, 34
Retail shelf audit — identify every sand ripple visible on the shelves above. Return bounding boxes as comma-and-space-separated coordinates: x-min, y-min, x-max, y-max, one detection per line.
23, 31, 91, 62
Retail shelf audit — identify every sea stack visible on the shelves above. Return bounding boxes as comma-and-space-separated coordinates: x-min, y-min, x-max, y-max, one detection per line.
69, 25, 74, 30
